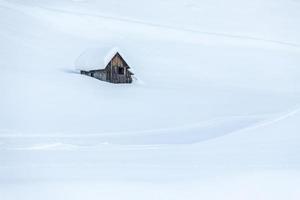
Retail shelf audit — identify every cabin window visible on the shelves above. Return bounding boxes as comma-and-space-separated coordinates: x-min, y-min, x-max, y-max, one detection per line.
118, 67, 124, 75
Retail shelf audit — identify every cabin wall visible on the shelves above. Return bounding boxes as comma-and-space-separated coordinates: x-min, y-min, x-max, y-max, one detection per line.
107, 66, 132, 83
80, 70, 107, 82
92, 70, 106, 81
106, 54, 132, 83
112, 54, 124, 67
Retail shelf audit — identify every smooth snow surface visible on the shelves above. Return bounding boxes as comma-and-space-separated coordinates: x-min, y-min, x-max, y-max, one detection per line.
0, 0, 300, 199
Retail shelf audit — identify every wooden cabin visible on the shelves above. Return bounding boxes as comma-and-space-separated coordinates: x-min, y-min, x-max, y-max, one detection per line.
80, 50, 134, 84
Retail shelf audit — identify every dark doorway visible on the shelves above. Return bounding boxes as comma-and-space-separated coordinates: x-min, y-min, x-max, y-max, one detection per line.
118, 67, 124, 75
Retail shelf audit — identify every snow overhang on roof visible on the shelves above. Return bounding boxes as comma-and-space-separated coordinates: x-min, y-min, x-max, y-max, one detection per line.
75, 47, 134, 73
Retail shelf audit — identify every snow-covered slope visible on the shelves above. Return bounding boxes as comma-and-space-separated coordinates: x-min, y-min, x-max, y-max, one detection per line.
1, 0, 299, 135
0, 0, 300, 199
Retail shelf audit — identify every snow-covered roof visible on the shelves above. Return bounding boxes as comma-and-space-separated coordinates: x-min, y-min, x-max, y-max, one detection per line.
75, 47, 133, 72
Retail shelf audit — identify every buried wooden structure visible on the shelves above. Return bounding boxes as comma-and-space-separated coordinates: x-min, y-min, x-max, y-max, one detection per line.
80, 52, 134, 84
